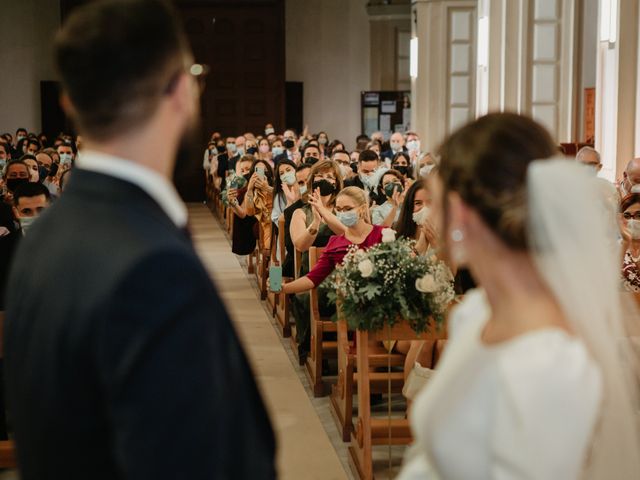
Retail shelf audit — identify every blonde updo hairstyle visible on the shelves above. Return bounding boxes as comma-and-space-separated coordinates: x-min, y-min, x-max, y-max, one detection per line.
437, 112, 557, 250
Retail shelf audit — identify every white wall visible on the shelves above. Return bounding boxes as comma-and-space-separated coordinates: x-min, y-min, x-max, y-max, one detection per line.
0, 0, 61, 135
285, 0, 370, 149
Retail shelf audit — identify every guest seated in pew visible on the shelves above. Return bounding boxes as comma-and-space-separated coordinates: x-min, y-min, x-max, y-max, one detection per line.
392, 151, 414, 181
227, 156, 258, 256
620, 193, 640, 292
371, 169, 405, 227
271, 159, 299, 227
274, 187, 385, 363
281, 163, 312, 277
244, 158, 275, 250
287, 160, 345, 361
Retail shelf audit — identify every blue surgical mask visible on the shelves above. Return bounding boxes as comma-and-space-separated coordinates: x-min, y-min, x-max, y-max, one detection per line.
227, 143, 237, 154
299, 185, 307, 196
236, 147, 245, 156
272, 146, 284, 157
59, 153, 73, 165
280, 171, 296, 186
337, 210, 359, 227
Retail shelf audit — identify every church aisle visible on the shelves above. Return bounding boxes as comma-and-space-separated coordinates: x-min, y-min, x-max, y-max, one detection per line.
188, 204, 349, 480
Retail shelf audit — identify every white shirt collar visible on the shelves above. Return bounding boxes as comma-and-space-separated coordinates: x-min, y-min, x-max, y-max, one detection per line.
76, 150, 188, 228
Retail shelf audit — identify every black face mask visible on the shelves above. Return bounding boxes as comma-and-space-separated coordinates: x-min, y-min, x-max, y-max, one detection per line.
246, 147, 258, 155
312, 179, 336, 196
48, 163, 59, 177
6, 177, 28, 193
242, 173, 252, 182
304, 156, 319, 166
384, 182, 403, 198
38, 166, 49, 182
283, 139, 295, 149
350, 162, 358, 174
393, 165, 409, 176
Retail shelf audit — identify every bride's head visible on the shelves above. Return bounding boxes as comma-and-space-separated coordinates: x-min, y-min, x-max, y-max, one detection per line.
435, 113, 557, 266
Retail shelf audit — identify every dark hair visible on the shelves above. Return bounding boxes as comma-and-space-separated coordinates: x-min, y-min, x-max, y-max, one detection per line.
13, 182, 51, 205
302, 144, 320, 157
0, 142, 9, 156
19, 154, 37, 163
54, 0, 189, 140
25, 138, 41, 151
356, 134, 369, 143
273, 159, 297, 197
396, 178, 427, 239
57, 141, 77, 155
358, 149, 379, 164
248, 157, 274, 186
5, 160, 28, 176
59, 169, 71, 191
437, 112, 557, 250
296, 163, 311, 173
621, 193, 640, 213
15, 128, 27, 135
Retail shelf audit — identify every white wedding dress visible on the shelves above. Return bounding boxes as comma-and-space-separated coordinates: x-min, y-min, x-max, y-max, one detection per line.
397, 289, 603, 480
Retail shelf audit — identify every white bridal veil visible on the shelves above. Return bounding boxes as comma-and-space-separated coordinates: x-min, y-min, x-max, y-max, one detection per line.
528, 158, 640, 479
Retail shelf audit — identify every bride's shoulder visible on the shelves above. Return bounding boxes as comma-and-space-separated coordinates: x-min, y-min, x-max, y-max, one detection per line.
447, 288, 490, 338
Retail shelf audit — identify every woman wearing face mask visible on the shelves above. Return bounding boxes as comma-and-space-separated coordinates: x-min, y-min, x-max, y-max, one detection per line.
271, 139, 285, 162
619, 193, 640, 292
256, 138, 274, 167
287, 160, 344, 362
227, 156, 258, 256
271, 159, 299, 226
317, 131, 329, 157
395, 178, 438, 255
371, 170, 405, 227
279, 186, 383, 296
20, 155, 40, 183
392, 151, 414, 181
244, 158, 275, 251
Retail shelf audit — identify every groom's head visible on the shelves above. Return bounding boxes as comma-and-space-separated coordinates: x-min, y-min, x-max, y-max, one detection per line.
54, 0, 198, 146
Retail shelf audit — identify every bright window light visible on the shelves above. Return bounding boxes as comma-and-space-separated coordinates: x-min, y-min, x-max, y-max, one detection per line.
478, 16, 489, 68
600, 0, 618, 44
410, 37, 418, 78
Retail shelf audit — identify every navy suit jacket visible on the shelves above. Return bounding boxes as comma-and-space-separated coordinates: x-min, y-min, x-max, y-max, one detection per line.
4, 169, 276, 479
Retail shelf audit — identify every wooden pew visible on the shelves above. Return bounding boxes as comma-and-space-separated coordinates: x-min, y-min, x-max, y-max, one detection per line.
274, 215, 293, 337
288, 247, 303, 354
265, 223, 279, 318
254, 222, 271, 300
349, 321, 447, 480
305, 247, 337, 397
0, 313, 17, 469
330, 317, 405, 442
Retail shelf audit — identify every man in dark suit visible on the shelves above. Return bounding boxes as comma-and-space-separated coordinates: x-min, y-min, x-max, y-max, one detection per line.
4, 1, 276, 479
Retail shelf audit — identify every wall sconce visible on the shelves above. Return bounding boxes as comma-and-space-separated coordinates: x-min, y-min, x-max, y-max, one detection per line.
410, 37, 418, 78
477, 16, 489, 68
600, 0, 618, 44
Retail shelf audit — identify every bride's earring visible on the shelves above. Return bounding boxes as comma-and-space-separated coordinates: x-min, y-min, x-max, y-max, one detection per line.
450, 228, 467, 264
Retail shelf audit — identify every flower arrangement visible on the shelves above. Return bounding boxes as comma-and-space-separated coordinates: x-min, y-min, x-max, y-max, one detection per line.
326, 228, 456, 333
221, 171, 247, 206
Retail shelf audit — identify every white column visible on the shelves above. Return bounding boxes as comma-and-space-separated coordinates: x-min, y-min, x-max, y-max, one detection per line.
595, 0, 639, 181
411, 0, 478, 152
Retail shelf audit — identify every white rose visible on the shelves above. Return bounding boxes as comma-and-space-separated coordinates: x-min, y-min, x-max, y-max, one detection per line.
381, 228, 396, 243
358, 259, 374, 278
415, 274, 437, 293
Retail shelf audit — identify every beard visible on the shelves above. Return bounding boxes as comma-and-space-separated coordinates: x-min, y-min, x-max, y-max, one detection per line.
173, 115, 202, 186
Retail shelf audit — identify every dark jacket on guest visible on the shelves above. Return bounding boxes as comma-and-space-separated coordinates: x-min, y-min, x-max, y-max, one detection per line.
345, 176, 386, 206
4, 169, 276, 480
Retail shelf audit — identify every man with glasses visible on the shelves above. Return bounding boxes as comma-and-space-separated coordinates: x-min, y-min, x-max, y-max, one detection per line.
4, 1, 276, 479
619, 158, 640, 197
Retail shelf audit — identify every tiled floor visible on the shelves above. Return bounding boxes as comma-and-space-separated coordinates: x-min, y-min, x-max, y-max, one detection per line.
189, 204, 409, 480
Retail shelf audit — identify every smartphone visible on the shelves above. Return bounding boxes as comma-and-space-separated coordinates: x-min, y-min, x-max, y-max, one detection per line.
269, 265, 282, 292
256, 165, 266, 178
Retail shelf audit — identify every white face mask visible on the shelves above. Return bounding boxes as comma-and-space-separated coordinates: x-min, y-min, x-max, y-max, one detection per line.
406, 140, 420, 152
628, 219, 640, 240
412, 206, 430, 225
420, 164, 435, 177
59, 153, 73, 165
265, 127, 275, 135
390, 141, 402, 152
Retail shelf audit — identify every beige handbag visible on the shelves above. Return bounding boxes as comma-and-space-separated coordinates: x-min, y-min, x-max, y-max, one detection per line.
402, 343, 437, 400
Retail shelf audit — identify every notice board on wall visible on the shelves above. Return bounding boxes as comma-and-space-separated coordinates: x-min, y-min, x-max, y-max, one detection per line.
361, 91, 411, 140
